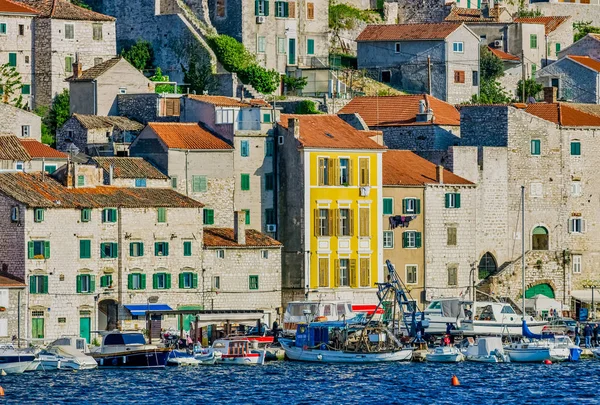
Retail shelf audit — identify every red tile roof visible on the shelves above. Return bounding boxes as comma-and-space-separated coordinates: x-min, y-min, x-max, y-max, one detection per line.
0, 135, 31, 161
383, 150, 473, 186
0, 0, 38, 14
525, 103, 600, 127
148, 123, 233, 150
17, 0, 114, 20
488, 46, 520, 61
20, 139, 67, 159
356, 23, 462, 42
338, 94, 460, 127
186, 95, 271, 108
203, 228, 282, 248
278, 114, 386, 150
513, 16, 570, 35
92, 157, 167, 179
0, 274, 25, 288
567, 55, 600, 73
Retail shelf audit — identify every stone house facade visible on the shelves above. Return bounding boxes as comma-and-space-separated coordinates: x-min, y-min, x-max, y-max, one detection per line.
19, 138, 68, 173
117, 93, 182, 125
536, 55, 600, 104
512, 16, 573, 65
558, 33, 600, 61
356, 22, 480, 104
0, 274, 26, 344
0, 103, 42, 140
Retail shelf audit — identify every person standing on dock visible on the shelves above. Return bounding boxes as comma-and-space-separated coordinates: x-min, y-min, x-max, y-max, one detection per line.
584, 323, 593, 348
575, 322, 581, 347
593, 324, 599, 347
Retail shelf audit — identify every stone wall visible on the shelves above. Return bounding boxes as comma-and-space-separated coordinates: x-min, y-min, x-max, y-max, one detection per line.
0, 104, 41, 141
533, 2, 600, 28
0, 287, 27, 344
537, 58, 598, 103
117, 94, 180, 124
389, 0, 448, 24
0, 14, 34, 108
558, 35, 600, 61
381, 125, 461, 151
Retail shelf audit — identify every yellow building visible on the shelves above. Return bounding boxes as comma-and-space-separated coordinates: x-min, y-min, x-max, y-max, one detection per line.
277, 114, 386, 306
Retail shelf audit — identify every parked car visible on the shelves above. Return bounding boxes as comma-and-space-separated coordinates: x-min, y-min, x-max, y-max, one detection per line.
542, 318, 577, 334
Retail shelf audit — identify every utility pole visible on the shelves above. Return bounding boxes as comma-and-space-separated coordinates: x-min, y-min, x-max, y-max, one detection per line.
521, 50, 526, 102
427, 55, 432, 95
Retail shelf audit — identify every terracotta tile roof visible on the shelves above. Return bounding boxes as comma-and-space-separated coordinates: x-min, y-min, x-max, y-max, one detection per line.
278, 114, 386, 150
72, 114, 144, 131
513, 16, 570, 35
0, 171, 204, 208
338, 94, 460, 127
0, 0, 38, 14
149, 123, 233, 150
383, 150, 472, 186
525, 103, 600, 127
92, 157, 168, 179
567, 55, 600, 73
17, 0, 114, 20
356, 22, 462, 42
488, 46, 520, 61
0, 273, 25, 288
445, 6, 505, 22
65, 58, 122, 82
19, 139, 67, 159
0, 135, 31, 161
203, 228, 282, 248
186, 95, 271, 108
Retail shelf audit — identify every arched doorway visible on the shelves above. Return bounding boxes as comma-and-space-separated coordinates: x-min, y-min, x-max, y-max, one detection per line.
525, 283, 555, 299
98, 299, 118, 331
532, 226, 549, 250
478, 252, 497, 279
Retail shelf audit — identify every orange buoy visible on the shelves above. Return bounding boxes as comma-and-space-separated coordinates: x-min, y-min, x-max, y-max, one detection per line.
0, 385, 5, 396
451, 375, 460, 386
544, 359, 552, 365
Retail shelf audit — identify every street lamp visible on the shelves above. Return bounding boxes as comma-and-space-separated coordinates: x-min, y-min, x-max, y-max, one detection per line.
582, 282, 599, 320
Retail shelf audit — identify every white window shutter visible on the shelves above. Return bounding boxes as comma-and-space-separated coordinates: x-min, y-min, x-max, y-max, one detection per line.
569, 219, 574, 233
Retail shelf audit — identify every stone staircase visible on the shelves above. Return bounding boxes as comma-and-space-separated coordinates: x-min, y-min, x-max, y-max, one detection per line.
237, 83, 264, 100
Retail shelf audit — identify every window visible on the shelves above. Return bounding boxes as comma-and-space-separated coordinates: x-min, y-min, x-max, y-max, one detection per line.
339, 158, 350, 185
255, 0, 268, 16
242, 209, 250, 225
571, 181, 582, 196
359, 207, 370, 237
472, 71, 479, 86
43, 164, 56, 174
215, 109, 234, 124
28, 240, 50, 259
249, 275, 259, 290
261, 250, 269, 259
447, 227, 457, 246
569, 218, 586, 234
307, 39, 315, 55
338, 208, 352, 236
102, 208, 117, 223
65, 56, 73, 73
34, 208, 44, 223
530, 182, 543, 197
183, 241, 192, 257
79, 240, 91, 259
572, 254, 582, 274
402, 231, 422, 248
257, 36, 266, 53
81, 208, 91, 222
179, 272, 198, 289
402, 198, 420, 214
571, 141, 581, 156
216, 249, 225, 259
213, 276, 221, 290
240, 140, 249, 157
0, 23, 5, 35
359, 158, 369, 186
171, 176, 178, 189
275, 1, 289, 17
381, 70, 391, 83
265, 173, 274, 191
192, 175, 207, 192
447, 265, 458, 287
65, 24, 74, 39
318, 157, 329, 185
153, 273, 171, 290
155, 242, 169, 256
338, 259, 349, 287
555, 42, 561, 54
14, 161, 23, 171
452, 42, 464, 53
318, 258, 329, 287
77, 175, 85, 187
478, 252, 497, 279
135, 178, 147, 187
277, 37, 286, 54
265, 208, 275, 226
445, 193, 461, 208
383, 231, 394, 248
94, 57, 103, 65
532, 226, 549, 250
100, 242, 118, 258
10, 206, 19, 223
530, 34, 537, 49
530, 139, 541, 155
76, 274, 95, 293
92, 23, 103, 40
395, 43, 401, 53
263, 112, 272, 123
157, 207, 167, 223
454, 70, 465, 84
241, 173, 250, 190
316, 209, 331, 237
8, 53, 16, 67
203, 209, 214, 225
100, 274, 113, 288
29, 275, 48, 294
24, 55, 29, 64
306, 2, 314, 19
406, 265, 417, 284
128, 273, 145, 290
21, 85, 30, 95
21, 125, 30, 137
383, 198, 393, 215
216, 0, 226, 17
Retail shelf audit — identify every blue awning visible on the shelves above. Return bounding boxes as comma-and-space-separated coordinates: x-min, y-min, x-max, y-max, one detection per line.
124, 304, 173, 316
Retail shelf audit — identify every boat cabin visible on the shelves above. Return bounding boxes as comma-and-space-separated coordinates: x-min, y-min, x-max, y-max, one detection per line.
294, 324, 330, 349
49, 337, 89, 353
283, 301, 355, 334
212, 339, 253, 357
99, 332, 148, 354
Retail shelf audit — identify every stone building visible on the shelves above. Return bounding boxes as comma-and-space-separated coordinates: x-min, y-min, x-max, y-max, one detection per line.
91, 156, 170, 188
512, 16, 573, 65
536, 55, 600, 104
19, 138, 68, 173
0, 0, 37, 108
67, 57, 154, 116
56, 114, 144, 156
356, 22, 480, 104
558, 33, 600, 61
117, 93, 182, 124
0, 274, 26, 344
0, 103, 42, 140
17, 0, 117, 107
338, 94, 460, 151
530, 1, 600, 29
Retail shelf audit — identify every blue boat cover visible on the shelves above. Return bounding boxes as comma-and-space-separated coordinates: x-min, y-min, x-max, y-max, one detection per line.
522, 320, 553, 340
124, 304, 173, 316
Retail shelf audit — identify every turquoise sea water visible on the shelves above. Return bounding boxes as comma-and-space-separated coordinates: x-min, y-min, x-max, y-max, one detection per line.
5, 361, 600, 404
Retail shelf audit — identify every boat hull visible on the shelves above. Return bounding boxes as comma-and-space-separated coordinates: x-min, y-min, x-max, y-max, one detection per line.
216, 352, 265, 365
505, 347, 551, 362
281, 342, 413, 363
426, 353, 464, 363
93, 349, 170, 369
0, 358, 35, 374
460, 321, 546, 336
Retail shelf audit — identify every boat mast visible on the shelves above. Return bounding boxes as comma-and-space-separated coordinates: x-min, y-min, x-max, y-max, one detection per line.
521, 185, 525, 321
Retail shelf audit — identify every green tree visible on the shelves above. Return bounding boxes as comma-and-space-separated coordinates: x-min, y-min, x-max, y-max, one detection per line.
182, 55, 217, 95
45, 89, 70, 146
471, 80, 511, 104
516, 8, 543, 18
0, 63, 24, 108
34, 106, 53, 145
573, 21, 600, 42
238, 65, 280, 94
517, 79, 543, 102
295, 100, 321, 114
480, 46, 504, 81
121, 40, 154, 71
71, 0, 91, 9
150, 67, 179, 93
282, 75, 308, 95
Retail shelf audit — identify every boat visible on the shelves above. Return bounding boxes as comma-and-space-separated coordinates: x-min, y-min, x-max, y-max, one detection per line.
0, 344, 36, 374
505, 342, 551, 362
37, 337, 97, 370
464, 337, 509, 363
167, 350, 204, 366
426, 346, 465, 363
91, 331, 170, 368
209, 338, 265, 365
283, 300, 359, 336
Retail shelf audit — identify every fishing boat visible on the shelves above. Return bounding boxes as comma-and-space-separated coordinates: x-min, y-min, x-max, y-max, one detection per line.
283, 300, 359, 336
37, 336, 97, 370
0, 344, 36, 374
91, 331, 170, 368
426, 346, 465, 363
209, 338, 265, 365
464, 337, 509, 363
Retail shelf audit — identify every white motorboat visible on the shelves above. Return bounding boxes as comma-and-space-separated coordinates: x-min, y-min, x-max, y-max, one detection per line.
426, 346, 465, 363
209, 339, 265, 365
505, 342, 551, 362
464, 337, 510, 363
592, 348, 600, 359
37, 337, 97, 370
167, 350, 203, 366
0, 345, 36, 374
91, 331, 170, 368
283, 300, 358, 335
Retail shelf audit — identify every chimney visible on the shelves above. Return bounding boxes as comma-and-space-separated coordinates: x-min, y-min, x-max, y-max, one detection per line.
288, 117, 300, 139
66, 161, 74, 188
234, 211, 246, 245
418, 99, 426, 114
73, 53, 82, 79
543, 87, 557, 104
416, 99, 434, 122
436, 165, 444, 184
109, 163, 114, 185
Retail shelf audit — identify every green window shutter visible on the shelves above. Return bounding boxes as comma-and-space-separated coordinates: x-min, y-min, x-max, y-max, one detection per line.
128, 274, 133, 290
445, 193, 450, 208
179, 273, 184, 288
90, 276, 95, 293
157, 207, 166, 223
264, 0, 269, 15
140, 274, 146, 290
243, 209, 250, 225
241, 174, 250, 190
192, 273, 198, 289
204, 209, 214, 225
154, 242, 159, 256
42, 276, 48, 293
153, 273, 158, 289
455, 193, 461, 208
102, 209, 107, 222
402, 232, 408, 248
21, 84, 30, 95
283, 1, 289, 16
165, 273, 171, 289
29, 276, 35, 293
165, 242, 169, 256
100, 275, 107, 288
571, 142, 581, 156
383, 198, 392, 215
402, 199, 407, 214
129, 243, 134, 257
101, 244, 106, 259
80, 240, 90, 259
28, 241, 34, 259
255, 0, 259, 15
184, 241, 192, 256
44, 241, 50, 259
415, 232, 422, 248
307, 39, 315, 55
76, 275, 82, 293
415, 199, 421, 214
8, 53, 16, 67
112, 242, 118, 258
555, 43, 561, 53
